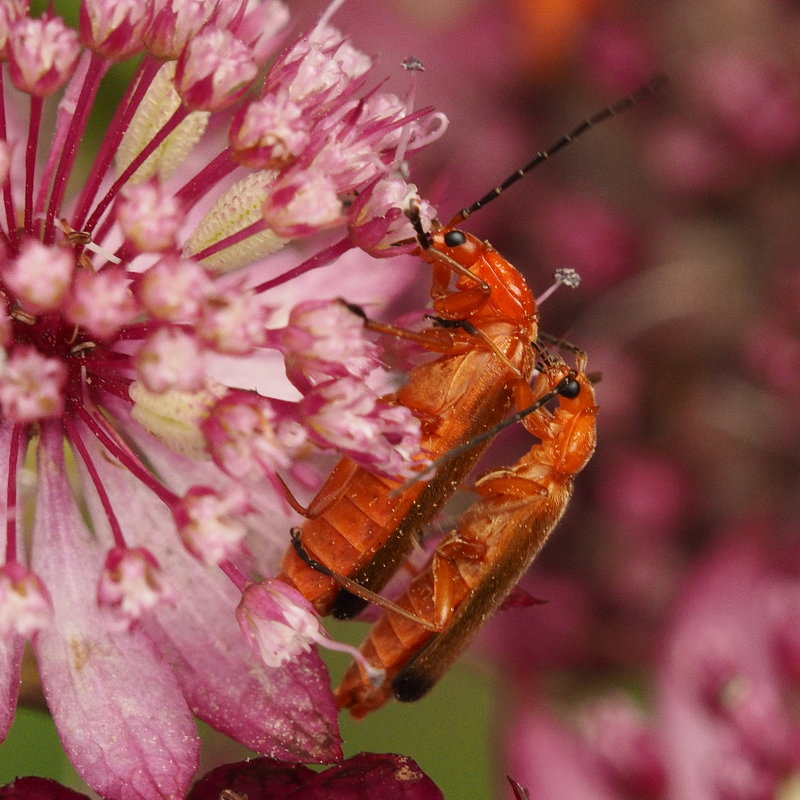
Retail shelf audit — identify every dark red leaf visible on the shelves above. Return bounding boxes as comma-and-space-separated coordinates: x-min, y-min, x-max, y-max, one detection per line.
0, 777, 91, 800
190, 753, 443, 800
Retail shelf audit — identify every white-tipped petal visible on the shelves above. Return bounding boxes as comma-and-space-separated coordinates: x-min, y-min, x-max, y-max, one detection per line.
183, 169, 287, 272
32, 430, 199, 800
116, 61, 209, 184
130, 380, 227, 459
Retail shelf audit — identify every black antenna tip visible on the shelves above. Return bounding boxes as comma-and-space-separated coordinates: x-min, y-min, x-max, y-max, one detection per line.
647, 72, 669, 92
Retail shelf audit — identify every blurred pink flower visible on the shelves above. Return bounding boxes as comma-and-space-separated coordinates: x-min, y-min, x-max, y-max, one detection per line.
503, 542, 800, 800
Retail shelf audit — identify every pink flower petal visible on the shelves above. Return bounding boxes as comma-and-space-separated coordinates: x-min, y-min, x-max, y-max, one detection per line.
82, 428, 341, 762
0, 629, 22, 742
31, 430, 199, 800
0, 425, 23, 741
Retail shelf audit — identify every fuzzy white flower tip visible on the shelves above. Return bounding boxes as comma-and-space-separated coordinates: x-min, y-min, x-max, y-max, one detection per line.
4, 238, 75, 312
174, 485, 250, 565
262, 169, 344, 237
0, 561, 52, 638
65, 265, 140, 340
7, 16, 80, 96
272, 299, 382, 390
196, 282, 271, 355
0, 347, 66, 423
79, 0, 152, 60
202, 390, 303, 483
231, 90, 310, 170
97, 546, 175, 627
175, 28, 258, 112
237, 579, 323, 667
302, 377, 424, 478
135, 327, 206, 394
348, 174, 438, 255
236, 578, 386, 684
116, 180, 184, 253
135, 255, 212, 320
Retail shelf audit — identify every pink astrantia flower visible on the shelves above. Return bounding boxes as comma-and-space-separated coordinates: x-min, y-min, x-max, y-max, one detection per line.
0, 0, 447, 796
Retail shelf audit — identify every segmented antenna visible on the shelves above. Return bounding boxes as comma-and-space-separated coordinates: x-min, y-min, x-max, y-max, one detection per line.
449, 74, 667, 225
290, 529, 439, 630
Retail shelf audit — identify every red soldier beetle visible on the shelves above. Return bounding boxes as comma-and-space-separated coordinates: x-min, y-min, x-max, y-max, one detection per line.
332, 351, 598, 716
277, 78, 662, 618
278, 219, 540, 616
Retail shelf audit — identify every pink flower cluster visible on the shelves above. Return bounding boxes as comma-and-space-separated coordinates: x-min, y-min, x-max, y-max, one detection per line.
0, 0, 448, 796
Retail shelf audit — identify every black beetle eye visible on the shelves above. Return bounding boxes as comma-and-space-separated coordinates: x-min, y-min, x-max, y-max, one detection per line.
559, 378, 581, 399
444, 230, 467, 248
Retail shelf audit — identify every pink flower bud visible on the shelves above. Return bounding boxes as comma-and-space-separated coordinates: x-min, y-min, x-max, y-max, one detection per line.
7, 16, 80, 97
175, 28, 258, 111
79, 0, 152, 60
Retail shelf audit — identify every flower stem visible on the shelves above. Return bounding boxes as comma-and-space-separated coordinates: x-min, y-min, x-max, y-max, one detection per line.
64, 415, 127, 548
72, 56, 162, 228
44, 51, 108, 245
4, 425, 22, 562
254, 236, 353, 293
